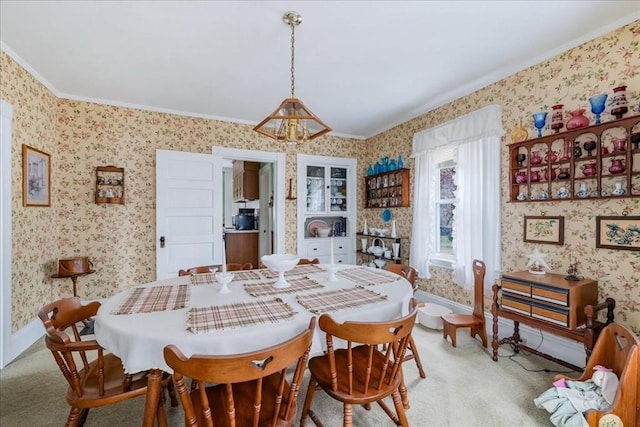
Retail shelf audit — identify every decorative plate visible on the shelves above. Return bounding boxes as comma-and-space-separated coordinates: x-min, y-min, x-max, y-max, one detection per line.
306, 219, 329, 237
382, 209, 392, 222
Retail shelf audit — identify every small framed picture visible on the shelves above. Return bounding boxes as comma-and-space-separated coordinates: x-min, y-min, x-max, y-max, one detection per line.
523, 216, 564, 245
22, 144, 51, 207
595, 216, 640, 251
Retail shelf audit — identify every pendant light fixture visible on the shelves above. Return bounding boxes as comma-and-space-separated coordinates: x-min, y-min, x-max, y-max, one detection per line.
253, 11, 331, 146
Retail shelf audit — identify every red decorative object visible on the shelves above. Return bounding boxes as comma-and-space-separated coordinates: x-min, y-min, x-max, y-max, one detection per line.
608, 159, 625, 174
582, 163, 597, 177
515, 171, 528, 184
530, 170, 541, 182
544, 151, 558, 163
543, 168, 557, 181
550, 104, 564, 133
530, 151, 543, 165
566, 109, 590, 130
611, 85, 628, 119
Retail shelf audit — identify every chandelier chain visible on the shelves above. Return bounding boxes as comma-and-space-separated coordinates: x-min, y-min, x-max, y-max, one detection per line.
290, 21, 295, 98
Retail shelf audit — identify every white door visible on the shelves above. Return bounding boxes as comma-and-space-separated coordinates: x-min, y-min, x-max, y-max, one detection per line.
258, 164, 272, 258
156, 150, 223, 280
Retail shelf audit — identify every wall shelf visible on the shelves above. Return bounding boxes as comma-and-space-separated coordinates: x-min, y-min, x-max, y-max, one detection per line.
508, 115, 640, 202
365, 168, 410, 208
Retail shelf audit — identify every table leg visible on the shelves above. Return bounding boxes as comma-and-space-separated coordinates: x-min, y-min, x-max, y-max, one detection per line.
70, 276, 79, 297
491, 284, 500, 361
142, 368, 163, 427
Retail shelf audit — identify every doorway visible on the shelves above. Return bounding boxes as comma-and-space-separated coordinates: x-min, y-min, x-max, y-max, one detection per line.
212, 147, 285, 255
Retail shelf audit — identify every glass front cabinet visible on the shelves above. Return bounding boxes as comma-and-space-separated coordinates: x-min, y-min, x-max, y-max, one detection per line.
297, 154, 356, 265
304, 164, 349, 213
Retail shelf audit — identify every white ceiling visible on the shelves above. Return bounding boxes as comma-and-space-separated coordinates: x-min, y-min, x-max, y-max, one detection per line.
1, 1, 639, 139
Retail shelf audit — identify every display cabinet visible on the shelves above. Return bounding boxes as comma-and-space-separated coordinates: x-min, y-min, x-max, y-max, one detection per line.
95, 166, 124, 204
365, 168, 410, 208
297, 154, 357, 265
508, 115, 640, 202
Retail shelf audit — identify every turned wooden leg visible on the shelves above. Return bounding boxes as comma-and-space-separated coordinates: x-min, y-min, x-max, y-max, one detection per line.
300, 376, 317, 426
343, 403, 353, 427
142, 368, 163, 427
409, 335, 426, 378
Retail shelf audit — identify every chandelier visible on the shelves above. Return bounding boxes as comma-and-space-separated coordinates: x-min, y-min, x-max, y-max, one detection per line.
253, 11, 331, 146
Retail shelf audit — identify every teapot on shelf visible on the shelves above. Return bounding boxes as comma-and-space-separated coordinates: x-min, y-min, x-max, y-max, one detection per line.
530, 151, 543, 165
582, 163, 597, 177
544, 151, 558, 163
367, 237, 387, 257
530, 170, 541, 182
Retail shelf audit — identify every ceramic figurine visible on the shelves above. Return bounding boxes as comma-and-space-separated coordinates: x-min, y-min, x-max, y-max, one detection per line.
557, 186, 569, 199
612, 182, 626, 196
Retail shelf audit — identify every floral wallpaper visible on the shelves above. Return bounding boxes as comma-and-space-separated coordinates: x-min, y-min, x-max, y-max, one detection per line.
361, 21, 640, 333
1, 21, 639, 335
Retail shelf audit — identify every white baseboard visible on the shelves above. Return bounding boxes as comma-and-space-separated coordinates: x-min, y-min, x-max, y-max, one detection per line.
416, 291, 587, 370
1, 297, 105, 369
2, 318, 43, 368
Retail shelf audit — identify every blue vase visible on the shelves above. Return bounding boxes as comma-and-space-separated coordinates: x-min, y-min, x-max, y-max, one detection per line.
374, 161, 381, 174
397, 155, 404, 169
367, 164, 374, 176
388, 159, 397, 171
381, 157, 389, 173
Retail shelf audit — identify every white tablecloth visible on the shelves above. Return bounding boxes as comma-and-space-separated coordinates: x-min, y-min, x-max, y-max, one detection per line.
95, 264, 413, 373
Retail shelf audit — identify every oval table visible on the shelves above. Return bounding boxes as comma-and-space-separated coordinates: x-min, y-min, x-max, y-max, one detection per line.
95, 264, 413, 427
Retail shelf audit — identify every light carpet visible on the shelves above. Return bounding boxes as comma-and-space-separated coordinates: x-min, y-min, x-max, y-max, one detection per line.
0, 323, 574, 426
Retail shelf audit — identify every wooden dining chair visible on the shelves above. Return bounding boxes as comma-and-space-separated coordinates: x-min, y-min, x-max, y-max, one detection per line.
385, 263, 426, 378
300, 300, 418, 427
164, 317, 315, 427
177, 263, 253, 276
441, 259, 488, 348
38, 297, 176, 427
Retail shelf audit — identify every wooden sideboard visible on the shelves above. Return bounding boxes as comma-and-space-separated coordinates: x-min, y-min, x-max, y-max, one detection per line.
491, 271, 615, 370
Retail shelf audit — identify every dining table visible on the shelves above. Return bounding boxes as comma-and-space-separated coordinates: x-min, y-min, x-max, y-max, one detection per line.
94, 263, 414, 427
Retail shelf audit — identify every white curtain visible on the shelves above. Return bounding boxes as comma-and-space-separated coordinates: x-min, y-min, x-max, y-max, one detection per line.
410, 105, 504, 289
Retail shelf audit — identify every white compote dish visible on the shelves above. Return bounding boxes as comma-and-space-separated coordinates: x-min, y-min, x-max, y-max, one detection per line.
261, 254, 300, 288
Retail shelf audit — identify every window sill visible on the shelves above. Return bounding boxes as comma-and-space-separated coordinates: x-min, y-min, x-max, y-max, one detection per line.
429, 257, 455, 270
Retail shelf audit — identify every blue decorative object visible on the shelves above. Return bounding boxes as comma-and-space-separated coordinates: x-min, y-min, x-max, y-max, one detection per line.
397, 155, 404, 169
382, 209, 392, 222
388, 158, 397, 171
367, 164, 374, 176
374, 161, 381, 174
380, 157, 389, 173
533, 112, 548, 138
589, 94, 607, 125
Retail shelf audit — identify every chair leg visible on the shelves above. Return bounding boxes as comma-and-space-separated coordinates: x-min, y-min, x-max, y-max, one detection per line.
165, 377, 178, 407
391, 390, 410, 427
398, 369, 410, 409
156, 392, 168, 427
408, 335, 426, 378
65, 407, 85, 427
443, 322, 458, 347
300, 376, 317, 427
343, 403, 353, 427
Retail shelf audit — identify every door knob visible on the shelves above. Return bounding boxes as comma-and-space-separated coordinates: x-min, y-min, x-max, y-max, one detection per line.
160, 236, 165, 248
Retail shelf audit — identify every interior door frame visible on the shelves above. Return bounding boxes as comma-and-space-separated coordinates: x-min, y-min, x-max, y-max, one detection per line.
212, 147, 285, 255
1, 100, 13, 368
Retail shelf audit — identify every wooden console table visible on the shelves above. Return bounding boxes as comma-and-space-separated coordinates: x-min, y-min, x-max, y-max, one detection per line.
491, 271, 615, 371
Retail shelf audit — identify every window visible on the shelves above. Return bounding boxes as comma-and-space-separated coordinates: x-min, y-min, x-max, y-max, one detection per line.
435, 159, 456, 257
410, 105, 502, 287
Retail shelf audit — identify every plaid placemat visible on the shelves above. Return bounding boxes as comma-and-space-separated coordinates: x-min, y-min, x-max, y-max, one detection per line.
190, 273, 215, 285
243, 277, 324, 297
259, 264, 324, 279
337, 267, 400, 286
296, 287, 388, 314
187, 298, 296, 333
232, 270, 261, 281
112, 284, 190, 315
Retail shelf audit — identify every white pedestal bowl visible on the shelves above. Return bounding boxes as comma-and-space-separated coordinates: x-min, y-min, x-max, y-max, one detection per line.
261, 254, 300, 288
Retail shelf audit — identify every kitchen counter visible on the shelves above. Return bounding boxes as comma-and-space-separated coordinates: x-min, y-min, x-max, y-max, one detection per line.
225, 230, 259, 268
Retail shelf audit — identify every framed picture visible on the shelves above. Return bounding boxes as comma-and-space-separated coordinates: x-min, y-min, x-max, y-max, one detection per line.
523, 216, 564, 245
595, 216, 640, 251
22, 144, 51, 207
